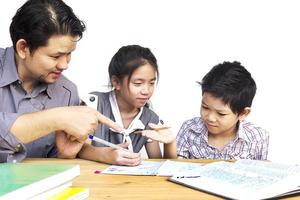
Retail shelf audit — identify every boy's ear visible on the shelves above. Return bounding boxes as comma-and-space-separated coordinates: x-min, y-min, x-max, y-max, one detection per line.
238, 107, 251, 122
16, 39, 29, 59
111, 75, 121, 90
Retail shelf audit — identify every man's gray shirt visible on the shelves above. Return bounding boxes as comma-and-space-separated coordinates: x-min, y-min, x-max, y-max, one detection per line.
0, 47, 80, 162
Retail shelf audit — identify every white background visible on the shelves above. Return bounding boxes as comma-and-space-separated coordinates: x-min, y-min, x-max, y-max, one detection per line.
1, 0, 300, 163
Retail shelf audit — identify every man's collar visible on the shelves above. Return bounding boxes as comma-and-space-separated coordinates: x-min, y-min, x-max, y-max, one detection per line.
45, 83, 55, 99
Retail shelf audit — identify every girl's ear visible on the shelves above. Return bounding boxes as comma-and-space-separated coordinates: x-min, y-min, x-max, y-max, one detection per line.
238, 107, 251, 122
111, 75, 121, 90
15, 39, 29, 59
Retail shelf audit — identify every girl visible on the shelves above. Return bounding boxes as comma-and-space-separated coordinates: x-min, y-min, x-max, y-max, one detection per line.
79, 45, 176, 166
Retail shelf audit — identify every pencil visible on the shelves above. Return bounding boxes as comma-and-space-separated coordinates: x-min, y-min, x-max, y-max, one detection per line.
88, 135, 128, 151
152, 126, 171, 131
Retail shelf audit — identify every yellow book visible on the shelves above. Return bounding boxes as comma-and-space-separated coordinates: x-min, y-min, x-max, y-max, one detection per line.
48, 187, 89, 200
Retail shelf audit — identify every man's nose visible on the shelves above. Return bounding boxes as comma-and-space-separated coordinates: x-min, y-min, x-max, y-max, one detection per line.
57, 56, 69, 70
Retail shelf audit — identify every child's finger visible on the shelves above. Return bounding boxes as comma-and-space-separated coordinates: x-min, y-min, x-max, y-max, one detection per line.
148, 123, 159, 129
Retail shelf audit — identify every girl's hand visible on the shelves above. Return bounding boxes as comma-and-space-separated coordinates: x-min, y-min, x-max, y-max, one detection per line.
102, 142, 141, 166
134, 123, 175, 144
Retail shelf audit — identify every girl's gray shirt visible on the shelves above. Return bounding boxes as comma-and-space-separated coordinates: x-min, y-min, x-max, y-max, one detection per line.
90, 91, 160, 153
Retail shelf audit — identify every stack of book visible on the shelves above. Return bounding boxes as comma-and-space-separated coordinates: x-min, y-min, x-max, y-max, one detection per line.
0, 163, 89, 200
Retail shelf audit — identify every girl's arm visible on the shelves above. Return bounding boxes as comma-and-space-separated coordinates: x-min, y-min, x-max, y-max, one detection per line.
163, 141, 177, 158
145, 140, 177, 159
145, 141, 162, 158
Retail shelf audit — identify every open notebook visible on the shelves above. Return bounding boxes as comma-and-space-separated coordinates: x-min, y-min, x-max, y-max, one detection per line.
169, 159, 300, 200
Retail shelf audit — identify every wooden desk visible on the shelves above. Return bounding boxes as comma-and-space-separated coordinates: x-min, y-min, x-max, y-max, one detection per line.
23, 158, 300, 200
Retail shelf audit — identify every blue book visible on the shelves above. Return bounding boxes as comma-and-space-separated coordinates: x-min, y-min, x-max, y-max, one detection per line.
0, 163, 80, 200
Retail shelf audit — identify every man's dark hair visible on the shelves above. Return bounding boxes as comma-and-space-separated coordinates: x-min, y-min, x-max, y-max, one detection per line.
10, 0, 86, 53
200, 61, 257, 114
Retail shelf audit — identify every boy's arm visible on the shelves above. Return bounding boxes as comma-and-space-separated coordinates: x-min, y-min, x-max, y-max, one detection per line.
78, 143, 141, 166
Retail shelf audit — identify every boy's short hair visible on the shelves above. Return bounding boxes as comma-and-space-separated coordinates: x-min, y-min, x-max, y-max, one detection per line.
200, 61, 256, 114
10, 0, 86, 53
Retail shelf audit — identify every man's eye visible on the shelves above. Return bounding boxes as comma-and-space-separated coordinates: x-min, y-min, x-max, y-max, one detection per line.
51, 55, 59, 59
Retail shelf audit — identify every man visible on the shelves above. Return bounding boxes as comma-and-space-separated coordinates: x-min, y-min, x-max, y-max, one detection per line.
0, 0, 121, 162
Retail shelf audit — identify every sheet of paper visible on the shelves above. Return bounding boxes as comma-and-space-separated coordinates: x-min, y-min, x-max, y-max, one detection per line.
157, 160, 204, 176
101, 160, 204, 176
101, 161, 163, 176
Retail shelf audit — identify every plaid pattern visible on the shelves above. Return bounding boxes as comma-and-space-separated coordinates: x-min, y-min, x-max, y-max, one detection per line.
176, 117, 269, 160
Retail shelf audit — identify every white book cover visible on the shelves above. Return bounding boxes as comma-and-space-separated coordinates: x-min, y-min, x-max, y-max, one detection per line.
169, 160, 300, 200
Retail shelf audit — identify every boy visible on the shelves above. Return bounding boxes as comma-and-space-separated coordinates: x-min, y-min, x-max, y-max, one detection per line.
176, 61, 269, 160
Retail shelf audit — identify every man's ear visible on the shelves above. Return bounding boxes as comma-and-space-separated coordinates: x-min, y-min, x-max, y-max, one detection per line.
15, 39, 29, 59
238, 107, 251, 122
111, 75, 121, 90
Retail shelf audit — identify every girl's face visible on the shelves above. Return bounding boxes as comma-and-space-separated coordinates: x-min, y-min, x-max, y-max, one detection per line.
114, 63, 157, 109
200, 92, 248, 137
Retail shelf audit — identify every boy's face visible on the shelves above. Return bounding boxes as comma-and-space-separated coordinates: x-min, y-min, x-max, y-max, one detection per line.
200, 92, 246, 137
17, 35, 77, 86
114, 63, 156, 109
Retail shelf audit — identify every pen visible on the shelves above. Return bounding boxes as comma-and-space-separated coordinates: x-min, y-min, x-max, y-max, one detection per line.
88, 135, 128, 151
176, 175, 201, 179
133, 126, 171, 134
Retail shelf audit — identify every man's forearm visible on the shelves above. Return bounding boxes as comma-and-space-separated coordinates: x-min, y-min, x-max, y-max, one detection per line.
10, 108, 62, 144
